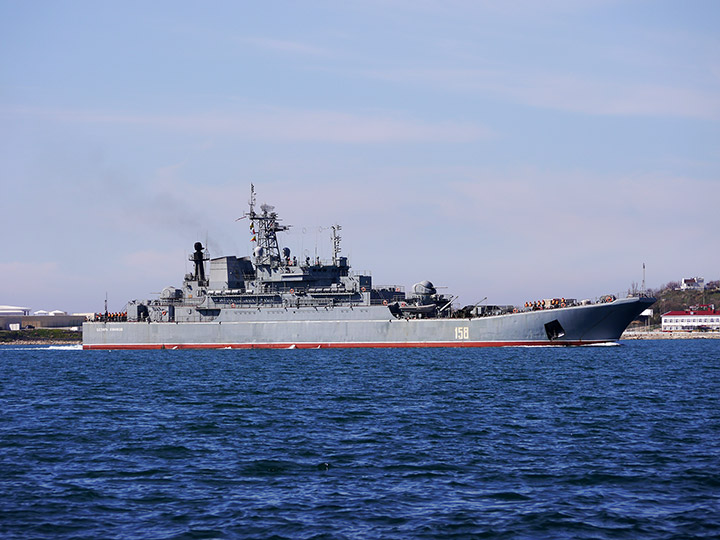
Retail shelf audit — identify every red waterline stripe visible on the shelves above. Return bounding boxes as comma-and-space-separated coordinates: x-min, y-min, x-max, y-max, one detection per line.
83, 340, 610, 350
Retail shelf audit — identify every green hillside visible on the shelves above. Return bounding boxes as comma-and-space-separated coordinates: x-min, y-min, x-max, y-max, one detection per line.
0, 328, 82, 343
646, 281, 720, 325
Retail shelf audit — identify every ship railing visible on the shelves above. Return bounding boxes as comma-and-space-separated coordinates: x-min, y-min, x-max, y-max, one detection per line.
214, 297, 353, 309
370, 297, 405, 305
274, 256, 343, 268
375, 285, 405, 293
291, 297, 349, 308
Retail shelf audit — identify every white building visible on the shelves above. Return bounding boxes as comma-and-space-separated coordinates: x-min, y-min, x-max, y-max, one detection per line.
662, 306, 720, 331
680, 277, 705, 290
0, 305, 30, 316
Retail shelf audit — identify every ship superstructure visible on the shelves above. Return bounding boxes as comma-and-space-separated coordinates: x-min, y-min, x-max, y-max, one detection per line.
84, 187, 655, 349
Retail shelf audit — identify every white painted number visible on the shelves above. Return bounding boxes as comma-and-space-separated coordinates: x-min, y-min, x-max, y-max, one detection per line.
454, 327, 469, 340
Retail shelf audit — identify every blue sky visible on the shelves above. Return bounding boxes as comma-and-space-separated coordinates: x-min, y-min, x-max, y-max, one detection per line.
1, 0, 718, 313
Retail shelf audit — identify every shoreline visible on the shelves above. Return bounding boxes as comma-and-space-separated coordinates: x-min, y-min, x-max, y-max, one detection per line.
0, 340, 82, 346
621, 331, 720, 340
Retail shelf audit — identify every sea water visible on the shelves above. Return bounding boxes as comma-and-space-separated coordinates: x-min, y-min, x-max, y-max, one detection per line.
0, 341, 718, 539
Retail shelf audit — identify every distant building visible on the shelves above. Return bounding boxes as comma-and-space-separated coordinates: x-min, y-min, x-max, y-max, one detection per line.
0, 305, 31, 316
0, 305, 30, 330
662, 305, 720, 332
679, 277, 705, 290
1, 305, 85, 330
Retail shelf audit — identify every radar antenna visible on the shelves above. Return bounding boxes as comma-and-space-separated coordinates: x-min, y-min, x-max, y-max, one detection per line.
331, 224, 342, 266
248, 183, 256, 216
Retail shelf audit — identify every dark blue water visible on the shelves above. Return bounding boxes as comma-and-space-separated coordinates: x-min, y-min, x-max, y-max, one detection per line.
1, 341, 719, 539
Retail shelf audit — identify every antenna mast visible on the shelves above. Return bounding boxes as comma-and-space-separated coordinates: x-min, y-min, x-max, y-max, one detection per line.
642, 263, 646, 295
248, 183, 256, 217
331, 224, 342, 265
245, 185, 290, 268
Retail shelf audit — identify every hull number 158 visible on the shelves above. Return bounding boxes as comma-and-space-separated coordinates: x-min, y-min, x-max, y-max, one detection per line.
454, 327, 469, 340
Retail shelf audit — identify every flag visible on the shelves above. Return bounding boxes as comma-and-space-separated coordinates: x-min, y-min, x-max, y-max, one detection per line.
251, 235, 256, 242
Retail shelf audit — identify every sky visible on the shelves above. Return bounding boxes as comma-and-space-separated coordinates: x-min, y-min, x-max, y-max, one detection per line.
1, 0, 719, 313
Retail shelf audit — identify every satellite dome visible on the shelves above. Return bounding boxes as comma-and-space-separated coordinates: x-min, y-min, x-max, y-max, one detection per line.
253, 246, 264, 258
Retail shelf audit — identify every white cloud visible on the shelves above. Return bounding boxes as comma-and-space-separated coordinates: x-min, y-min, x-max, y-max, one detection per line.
355, 0, 622, 19
1, 105, 491, 143
359, 67, 720, 119
239, 37, 333, 57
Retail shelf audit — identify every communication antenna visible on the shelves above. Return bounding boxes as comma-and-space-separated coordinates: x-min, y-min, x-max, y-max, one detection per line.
642, 263, 646, 295
331, 224, 342, 265
248, 183, 256, 216
473, 296, 488, 310
104, 292, 108, 317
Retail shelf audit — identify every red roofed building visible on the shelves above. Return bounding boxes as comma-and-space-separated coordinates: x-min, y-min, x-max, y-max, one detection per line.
661, 305, 720, 332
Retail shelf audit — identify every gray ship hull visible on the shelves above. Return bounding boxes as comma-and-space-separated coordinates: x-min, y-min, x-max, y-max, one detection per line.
83, 296, 653, 349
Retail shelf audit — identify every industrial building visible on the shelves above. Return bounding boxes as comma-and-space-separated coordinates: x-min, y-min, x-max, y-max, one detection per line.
0, 305, 86, 331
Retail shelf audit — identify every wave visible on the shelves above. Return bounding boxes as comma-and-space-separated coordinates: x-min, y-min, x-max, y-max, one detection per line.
2, 344, 83, 351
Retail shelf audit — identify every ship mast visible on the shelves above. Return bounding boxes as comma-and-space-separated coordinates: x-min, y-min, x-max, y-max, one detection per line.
245, 184, 289, 268
331, 224, 342, 266
248, 183, 256, 215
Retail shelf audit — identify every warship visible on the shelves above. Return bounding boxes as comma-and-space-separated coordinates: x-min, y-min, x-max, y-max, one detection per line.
83, 187, 655, 349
